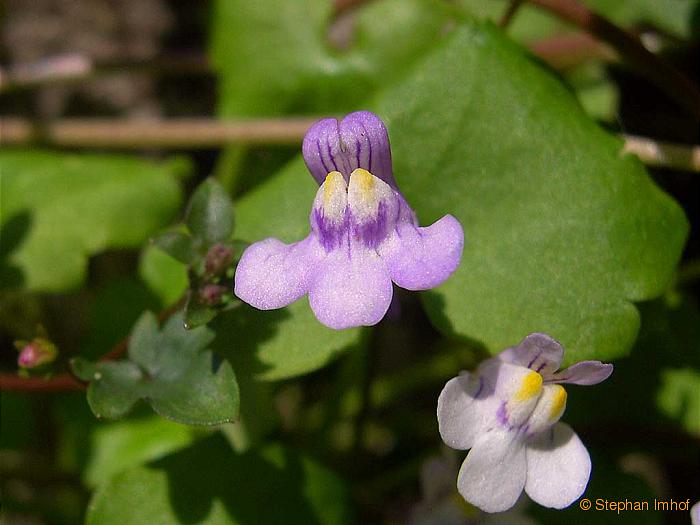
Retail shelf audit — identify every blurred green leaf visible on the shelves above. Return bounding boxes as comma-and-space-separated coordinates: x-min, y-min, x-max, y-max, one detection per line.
0, 150, 185, 292
86, 434, 353, 525
139, 245, 189, 307
184, 293, 218, 329
75, 312, 239, 425
151, 231, 197, 265
210, 0, 455, 117
234, 23, 687, 364
211, 301, 361, 381
83, 415, 199, 488
186, 178, 234, 246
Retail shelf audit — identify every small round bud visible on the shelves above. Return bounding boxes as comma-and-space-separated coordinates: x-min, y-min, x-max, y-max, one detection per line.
205, 244, 234, 275
17, 338, 58, 369
198, 284, 228, 306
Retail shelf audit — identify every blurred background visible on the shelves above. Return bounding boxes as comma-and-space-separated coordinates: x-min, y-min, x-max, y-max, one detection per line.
1, 0, 699, 524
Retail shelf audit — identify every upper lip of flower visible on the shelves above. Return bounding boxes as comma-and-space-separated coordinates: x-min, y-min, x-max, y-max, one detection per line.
437, 333, 613, 513
234, 111, 464, 330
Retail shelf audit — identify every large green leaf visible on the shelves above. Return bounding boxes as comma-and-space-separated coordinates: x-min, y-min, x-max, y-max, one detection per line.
234, 23, 687, 364
210, 0, 454, 117
74, 312, 239, 425
211, 302, 362, 381
0, 150, 185, 292
86, 435, 353, 525
83, 415, 199, 488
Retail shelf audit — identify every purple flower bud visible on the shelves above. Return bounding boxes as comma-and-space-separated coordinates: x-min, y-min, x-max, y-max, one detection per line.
17, 338, 57, 369
199, 284, 228, 306
205, 243, 234, 275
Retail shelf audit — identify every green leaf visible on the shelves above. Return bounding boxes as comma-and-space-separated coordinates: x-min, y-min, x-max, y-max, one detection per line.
87, 435, 353, 525
567, 294, 700, 436
186, 178, 234, 245
138, 245, 189, 307
151, 231, 197, 265
234, 23, 687, 364
210, 0, 455, 117
212, 302, 362, 381
0, 149, 184, 292
184, 294, 218, 329
77, 312, 239, 425
83, 415, 199, 488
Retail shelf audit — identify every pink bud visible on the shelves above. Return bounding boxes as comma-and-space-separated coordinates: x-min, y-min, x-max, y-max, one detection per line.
199, 284, 228, 306
205, 244, 234, 275
17, 338, 57, 369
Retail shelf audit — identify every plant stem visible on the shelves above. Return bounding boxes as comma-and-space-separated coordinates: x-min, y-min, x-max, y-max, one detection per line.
0, 299, 184, 393
527, 0, 700, 117
622, 135, 700, 172
1, 117, 320, 149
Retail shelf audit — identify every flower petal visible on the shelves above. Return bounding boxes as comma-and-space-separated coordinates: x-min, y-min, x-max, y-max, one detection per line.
234, 235, 319, 310
437, 372, 499, 450
302, 111, 397, 188
339, 111, 397, 188
302, 118, 350, 185
691, 501, 700, 525
525, 422, 591, 509
549, 361, 613, 386
308, 245, 393, 329
499, 333, 564, 376
457, 428, 527, 513
379, 215, 464, 290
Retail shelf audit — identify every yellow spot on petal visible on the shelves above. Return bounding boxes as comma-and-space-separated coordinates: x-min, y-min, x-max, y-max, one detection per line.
323, 171, 345, 207
515, 371, 543, 401
350, 168, 375, 195
549, 385, 567, 420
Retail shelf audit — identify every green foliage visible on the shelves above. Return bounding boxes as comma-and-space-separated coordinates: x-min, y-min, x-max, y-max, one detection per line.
0, 150, 185, 291
211, 302, 363, 381
186, 179, 235, 246
73, 312, 239, 425
86, 435, 353, 525
83, 416, 200, 488
210, 0, 455, 117
232, 23, 687, 364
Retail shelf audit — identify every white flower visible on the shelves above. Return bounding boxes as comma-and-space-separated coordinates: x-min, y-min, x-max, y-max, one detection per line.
691, 501, 700, 525
437, 333, 613, 513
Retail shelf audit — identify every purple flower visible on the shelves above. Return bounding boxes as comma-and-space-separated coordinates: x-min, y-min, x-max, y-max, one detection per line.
234, 111, 464, 329
437, 333, 613, 513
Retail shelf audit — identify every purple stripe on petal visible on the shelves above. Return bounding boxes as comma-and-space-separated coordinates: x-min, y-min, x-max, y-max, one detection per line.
303, 118, 342, 185
499, 333, 564, 376
340, 111, 397, 188
549, 361, 613, 386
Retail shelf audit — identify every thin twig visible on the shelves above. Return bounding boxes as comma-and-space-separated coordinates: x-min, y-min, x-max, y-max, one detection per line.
3, 117, 697, 172
622, 135, 700, 172
0, 53, 210, 94
528, 32, 616, 69
499, 0, 525, 28
0, 299, 184, 393
527, 0, 700, 118
0, 117, 320, 149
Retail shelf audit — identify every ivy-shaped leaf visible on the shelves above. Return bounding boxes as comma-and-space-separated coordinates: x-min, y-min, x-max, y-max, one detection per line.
73, 312, 239, 425
233, 22, 687, 364
86, 435, 353, 525
0, 150, 185, 292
